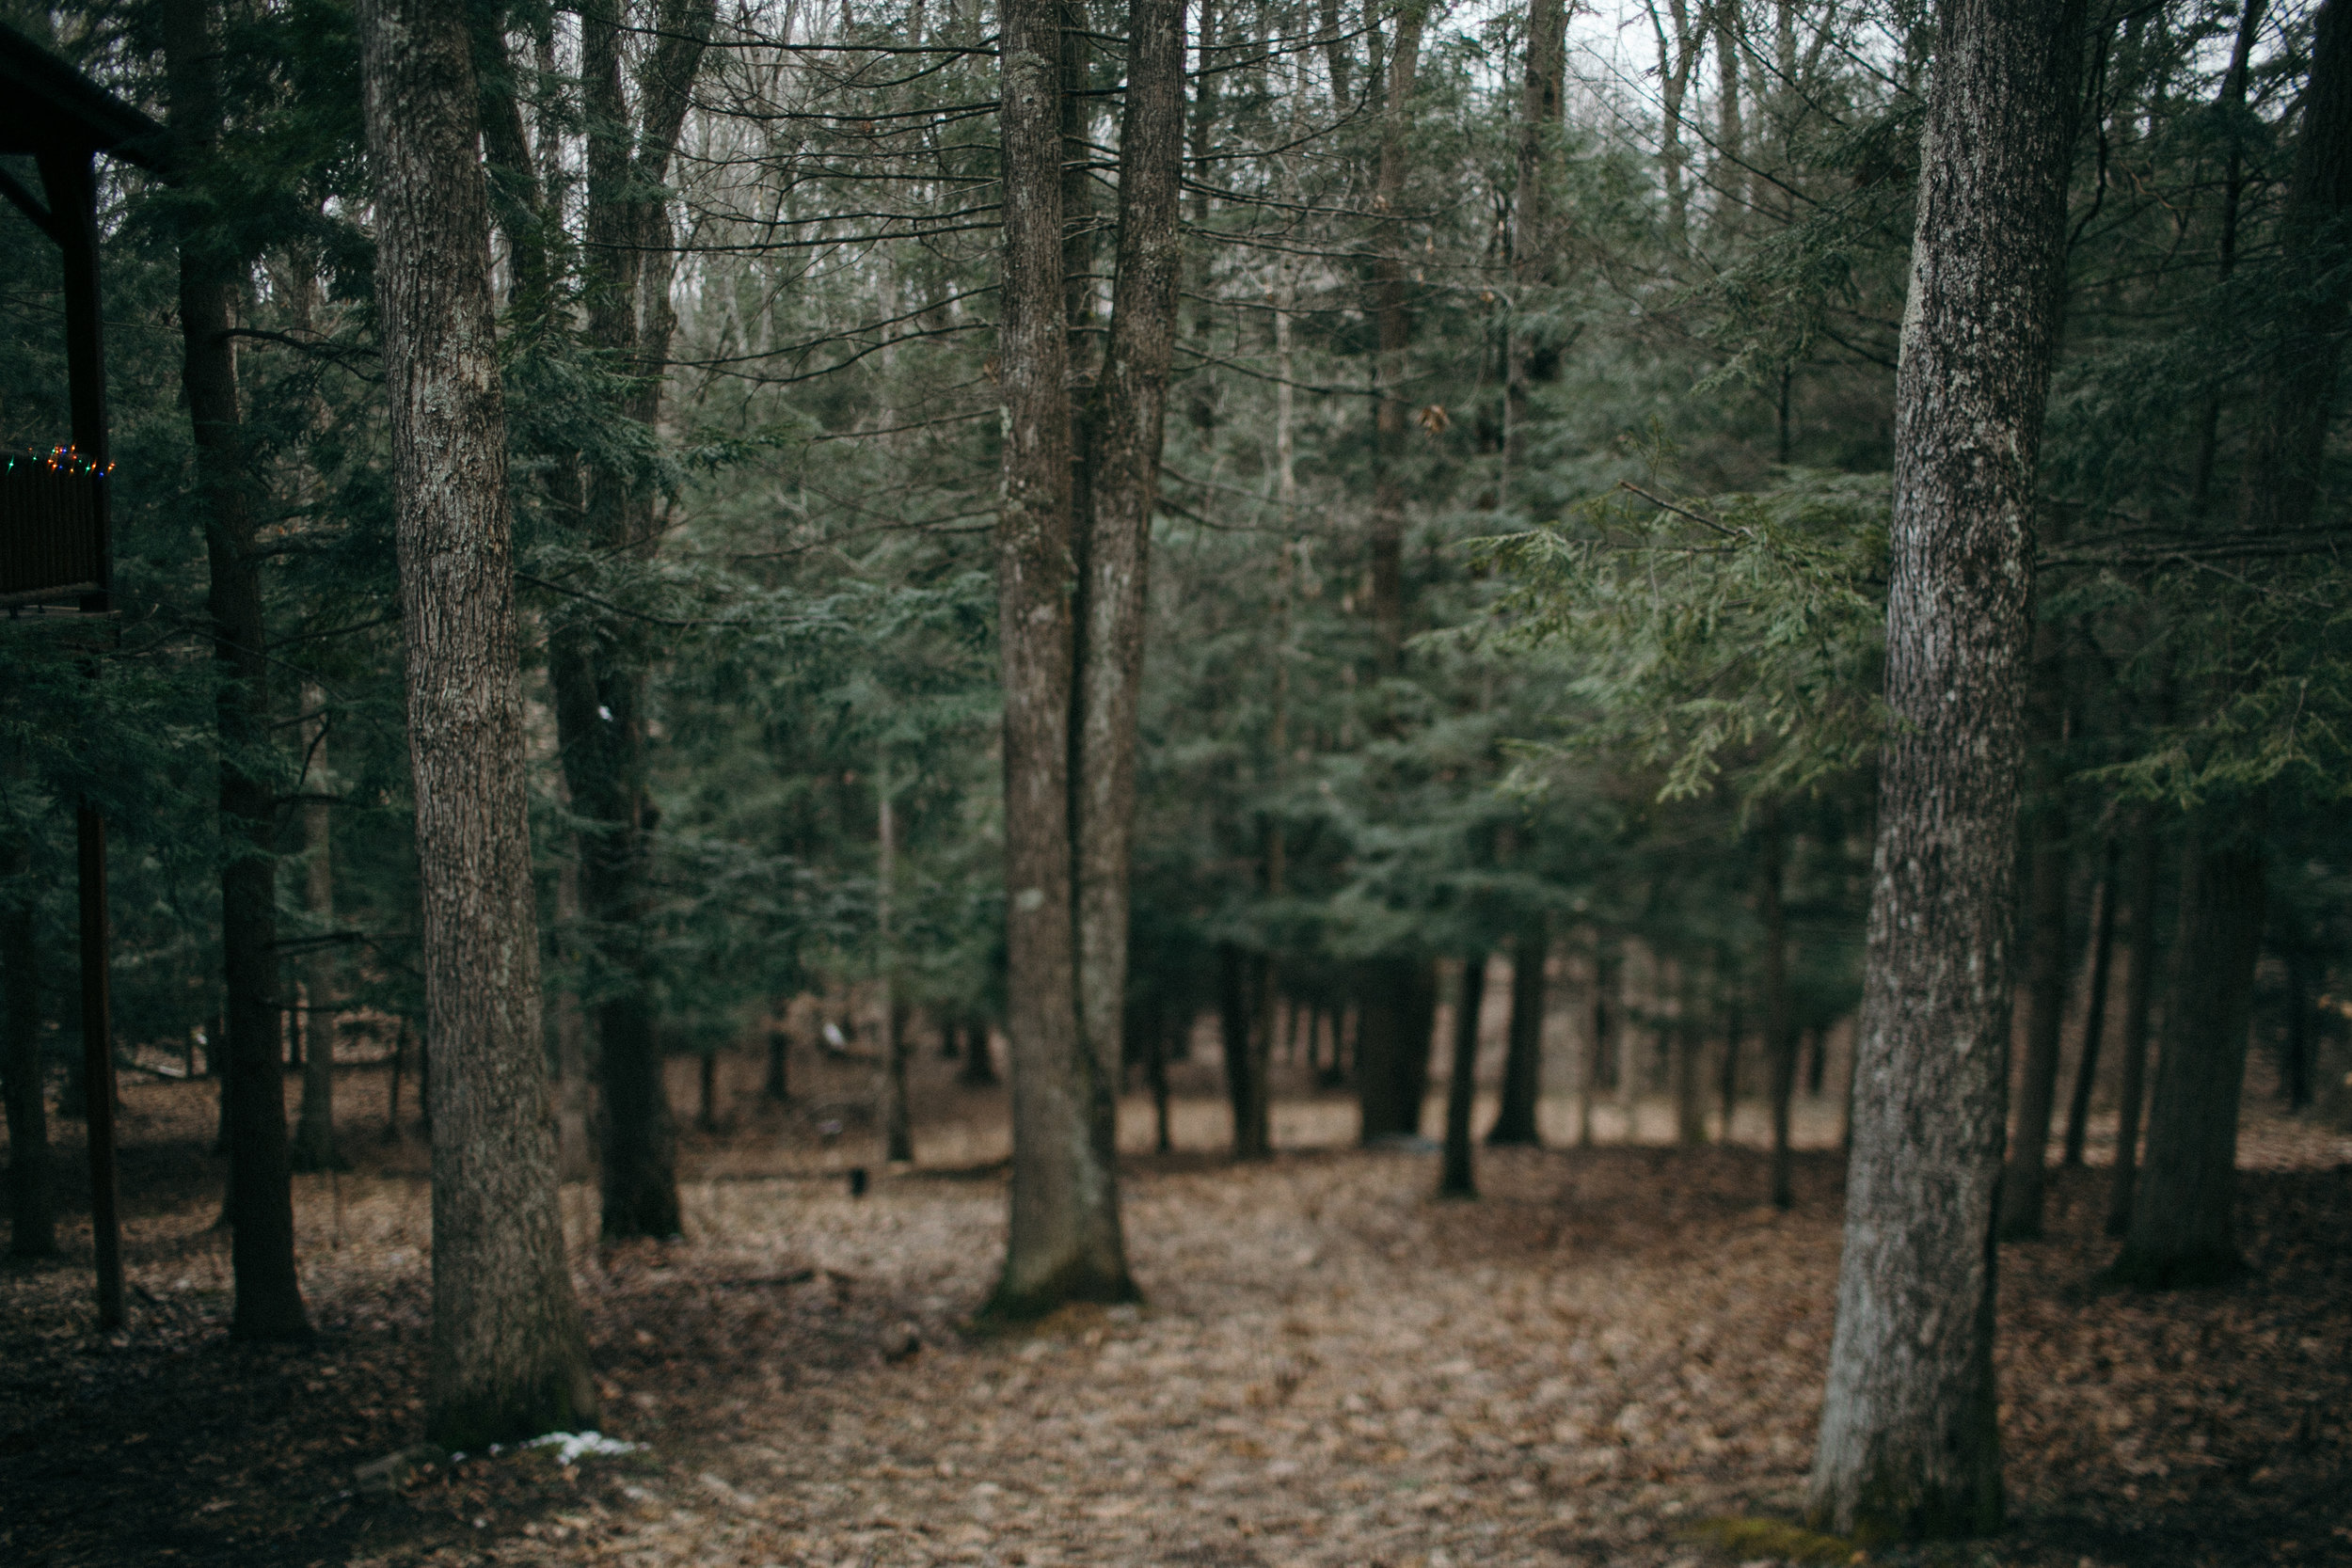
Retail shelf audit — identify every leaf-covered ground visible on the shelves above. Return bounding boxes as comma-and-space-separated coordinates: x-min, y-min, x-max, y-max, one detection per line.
2, 1055, 2346, 1568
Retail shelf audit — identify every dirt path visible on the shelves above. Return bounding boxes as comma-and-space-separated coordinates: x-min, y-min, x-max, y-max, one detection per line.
3, 1072, 2347, 1568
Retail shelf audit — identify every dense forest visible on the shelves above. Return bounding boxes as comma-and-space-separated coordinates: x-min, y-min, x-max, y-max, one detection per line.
1, 0, 2348, 1562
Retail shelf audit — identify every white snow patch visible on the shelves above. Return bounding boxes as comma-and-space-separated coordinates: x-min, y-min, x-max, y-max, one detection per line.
527, 1431, 644, 1465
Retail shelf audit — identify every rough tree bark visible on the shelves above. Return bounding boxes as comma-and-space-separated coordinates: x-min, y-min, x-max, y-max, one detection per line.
1439, 956, 1484, 1197
1804, 0, 2084, 1538
989, 0, 1136, 1315
1487, 916, 1546, 1146
1073, 0, 1188, 1172
553, 0, 714, 1241
358, 0, 596, 1446
289, 686, 347, 1172
1674, 958, 1707, 1148
166, 0, 309, 1343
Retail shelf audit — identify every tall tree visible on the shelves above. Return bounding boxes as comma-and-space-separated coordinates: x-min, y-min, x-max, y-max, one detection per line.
358, 0, 597, 1445
289, 685, 347, 1172
1486, 915, 1546, 1146
556, 0, 717, 1241
1999, 641, 2073, 1240
2103, 827, 2163, 1235
165, 0, 309, 1343
988, 0, 1136, 1315
1073, 0, 1189, 1168
1439, 955, 1483, 1196
2120, 0, 2352, 1284
1805, 0, 2085, 1539
1504, 0, 1566, 479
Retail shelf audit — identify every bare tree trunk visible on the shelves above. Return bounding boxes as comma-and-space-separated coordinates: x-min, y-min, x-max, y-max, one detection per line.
1581, 945, 1613, 1147
555, 0, 713, 1243
1646, 0, 1704, 251
1761, 809, 1797, 1207
878, 750, 913, 1164
1999, 657, 2072, 1241
1439, 956, 1484, 1197
166, 0, 308, 1343
1806, 0, 2083, 1536
990, 0, 1136, 1315
764, 1026, 790, 1102
2116, 0, 2352, 1276
1219, 944, 1267, 1158
1488, 916, 1546, 1146
1674, 958, 1707, 1148
1073, 0, 1187, 1177
1, 830, 53, 1257
2061, 839, 2120, 1166
1358, 959, 1436, 1141
1504, 0, 1566, 483
384, 1018, 407, 1144
358, 0, 596, 1446
290, 686, 347, 1173
2104, 827, 2162, 1236
1367, 2, 1425, 668
2116, 819, 2265, 1285
551, 858, 595, 1181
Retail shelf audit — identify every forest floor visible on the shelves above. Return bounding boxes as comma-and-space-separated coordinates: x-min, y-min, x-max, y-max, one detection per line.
3, 1047, 2348, 1568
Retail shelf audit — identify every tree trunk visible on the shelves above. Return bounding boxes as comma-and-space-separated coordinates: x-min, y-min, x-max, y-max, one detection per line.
1, 831, 53, 1258
557, 0, 713, 1244
290, 686, 347, 1173
961, 1015, 999, 1085
1805, 0, 2083, 1537
1148, 1000, 1172, 1152
1504, 0, 1566, 484
166, 0, 308, 1343
989, 0, 1136, 1315
1219, 943, 1267, 1159
765, 1027, 791, 1101
358, 0, 596, 1446
551, 859, 595, 1182
1357, 958, 1436, 1142
1488, 916, 1546, 1146
1674, 958, 1707, 1148
1439, 956, 1484, 1197
1998, 696, 2071, 1242
2105, 827, 2163, 1236
1761, 809, 1797, 1207
878, 752, 913, 1164
1581, 946, 1613, 1146
1719, 989, 1744, 1140
2113, 0, 2352, 1271
1367, 3, 1425, 669
1073, 0, 1187, 1180
384, 1018, 406, 1143
2061, 840, 2120, 1166
2116, 820, 2266, 1286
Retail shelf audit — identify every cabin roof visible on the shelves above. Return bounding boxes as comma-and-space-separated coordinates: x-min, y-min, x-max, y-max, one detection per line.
0, 23, 162, 170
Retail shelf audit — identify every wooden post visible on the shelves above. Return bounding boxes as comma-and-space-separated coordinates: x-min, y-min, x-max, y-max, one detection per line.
41, 144, 123, 1330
